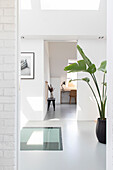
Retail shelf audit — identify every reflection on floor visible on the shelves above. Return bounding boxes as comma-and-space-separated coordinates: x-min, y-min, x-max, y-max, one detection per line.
20, 104, 106, 170
45, 104, 77, 120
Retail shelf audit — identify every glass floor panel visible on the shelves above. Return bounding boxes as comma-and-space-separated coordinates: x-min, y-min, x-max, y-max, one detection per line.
20, 127, 63, 151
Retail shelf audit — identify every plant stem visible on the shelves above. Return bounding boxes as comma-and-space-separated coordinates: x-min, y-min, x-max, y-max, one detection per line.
103, 84, 107, 119
91, 74, 102, 102
102, 73, 105, 102
87, 82, 102, 118
90, 73, 105, 118
105, 85, 107, 100
103, 96, 107, 118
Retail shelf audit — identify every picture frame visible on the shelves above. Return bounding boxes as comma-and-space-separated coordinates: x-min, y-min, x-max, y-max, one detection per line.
21, 52, 35, 79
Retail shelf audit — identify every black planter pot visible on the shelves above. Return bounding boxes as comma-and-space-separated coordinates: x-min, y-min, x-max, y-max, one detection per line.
96, 118, 106, 144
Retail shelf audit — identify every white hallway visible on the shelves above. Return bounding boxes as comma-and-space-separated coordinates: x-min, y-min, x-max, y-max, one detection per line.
0, 0, 113, 169
20, 0, 107, 169
20, 121, 106, 170
20, 105, 106, 170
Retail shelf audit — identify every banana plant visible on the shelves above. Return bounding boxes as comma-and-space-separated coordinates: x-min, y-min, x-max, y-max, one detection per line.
64, 45, 107, 120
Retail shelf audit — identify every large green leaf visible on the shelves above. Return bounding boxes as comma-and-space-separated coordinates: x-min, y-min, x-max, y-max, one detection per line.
69, 77, 90, 83
87, 64, 96, 74
77, 45, 92, 67
64, 60, 87, 72
69, 79, 81, 82
82, 77, 90, 83
98, 60, 107, 73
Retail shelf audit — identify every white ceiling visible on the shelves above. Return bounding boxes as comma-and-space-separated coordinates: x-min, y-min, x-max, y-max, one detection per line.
40, 0, 101, 10
21, 35, 106, 41
20, 0, 107, 38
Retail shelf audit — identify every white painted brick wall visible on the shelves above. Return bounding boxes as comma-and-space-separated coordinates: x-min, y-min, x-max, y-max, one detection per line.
0, 0, 16, 169
4, 9, 15, 16
4, 56, 15, 64
4, 40, 15, 48
0, 24, 3, 31
0, 89, 3, 96
4, 88, 15, 96
4, 24, 15, 32
4, 73, 15, 80
0, 10, 3, 16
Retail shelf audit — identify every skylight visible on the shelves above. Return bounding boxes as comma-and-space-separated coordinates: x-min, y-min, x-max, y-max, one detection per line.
41, 0, 100, 10
20, 0, 32, 10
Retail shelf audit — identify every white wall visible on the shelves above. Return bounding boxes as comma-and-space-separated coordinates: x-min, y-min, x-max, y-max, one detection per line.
49, 42, 77, 79
77, 39, 106, 121
20, 0, 106, 36
0, 0, 17, 169
107, 0, 113, 169
21, 39, 45, 125
44, 42, 50, 85
49, 42, 77, 103
43, 41, 50, 117
51, 78, 61, 104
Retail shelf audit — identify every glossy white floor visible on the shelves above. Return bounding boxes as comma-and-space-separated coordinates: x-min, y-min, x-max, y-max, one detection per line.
20, 104, 106, 170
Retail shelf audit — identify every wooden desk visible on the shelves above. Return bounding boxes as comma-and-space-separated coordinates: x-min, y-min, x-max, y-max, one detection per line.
60, 89, 77, 104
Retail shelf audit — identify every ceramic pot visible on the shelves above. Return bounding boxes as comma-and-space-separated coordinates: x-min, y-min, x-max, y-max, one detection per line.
96, 118, 106, 144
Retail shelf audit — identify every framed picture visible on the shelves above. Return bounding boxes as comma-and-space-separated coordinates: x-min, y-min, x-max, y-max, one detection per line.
21, 52, 35, 79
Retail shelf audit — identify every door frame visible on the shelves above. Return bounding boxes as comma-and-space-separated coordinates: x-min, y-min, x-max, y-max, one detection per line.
17, 5, 111, 170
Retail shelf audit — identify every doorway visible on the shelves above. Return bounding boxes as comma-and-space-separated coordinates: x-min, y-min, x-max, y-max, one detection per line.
44, 41, 77, 121
19, 38, 106, 170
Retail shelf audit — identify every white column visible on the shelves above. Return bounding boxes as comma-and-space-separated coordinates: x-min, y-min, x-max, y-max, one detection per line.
0, 0, 17, 169
107, 0, 113, 169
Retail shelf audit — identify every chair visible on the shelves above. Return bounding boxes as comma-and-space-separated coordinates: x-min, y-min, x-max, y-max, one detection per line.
47, 98, 55, 111
69, 90, 77, 104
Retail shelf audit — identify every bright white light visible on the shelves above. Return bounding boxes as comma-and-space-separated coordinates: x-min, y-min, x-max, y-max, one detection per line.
27, 131, 44, 145
49, 118, 60, 121
20, 111, 28, 130
77, 105, 82, 111
41, 0, 100, 10
27, 97, 43, 111
21, 0, 32, 10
